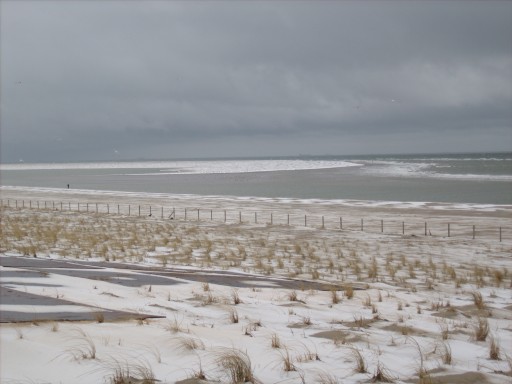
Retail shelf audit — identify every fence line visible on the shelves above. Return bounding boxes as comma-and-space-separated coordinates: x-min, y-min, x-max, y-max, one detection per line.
1, 198, 509, 242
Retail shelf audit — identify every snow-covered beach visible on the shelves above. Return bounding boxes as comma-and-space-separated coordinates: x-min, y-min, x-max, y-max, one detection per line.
1, 187, 511, 383
2, 0, 511, 380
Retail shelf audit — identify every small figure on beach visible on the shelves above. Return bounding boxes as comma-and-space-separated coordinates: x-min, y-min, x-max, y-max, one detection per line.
67, 184, 70, 189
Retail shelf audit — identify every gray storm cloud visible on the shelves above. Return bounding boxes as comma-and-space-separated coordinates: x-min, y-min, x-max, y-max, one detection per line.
1, 0, 511, 162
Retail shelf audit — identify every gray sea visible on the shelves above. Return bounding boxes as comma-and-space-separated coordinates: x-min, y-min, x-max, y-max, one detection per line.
1, 153, 511, 204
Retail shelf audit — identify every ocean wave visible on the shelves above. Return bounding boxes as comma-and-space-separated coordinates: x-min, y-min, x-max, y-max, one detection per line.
370, 157, 512, 162
429, 173, 512, 181
361, 161, 512, 181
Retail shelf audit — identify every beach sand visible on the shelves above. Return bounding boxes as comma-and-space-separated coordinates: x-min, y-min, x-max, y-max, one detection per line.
1, 187, 511, 383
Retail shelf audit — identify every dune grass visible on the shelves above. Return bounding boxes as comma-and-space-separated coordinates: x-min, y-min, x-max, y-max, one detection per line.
215, 347, 255, 384
1, 201, 511, 383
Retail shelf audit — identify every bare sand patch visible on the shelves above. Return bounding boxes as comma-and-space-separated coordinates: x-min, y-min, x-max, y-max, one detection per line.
311, 330, 366, 344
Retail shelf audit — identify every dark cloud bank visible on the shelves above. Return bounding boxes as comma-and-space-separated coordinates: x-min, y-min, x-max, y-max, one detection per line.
1, 0, 511, 163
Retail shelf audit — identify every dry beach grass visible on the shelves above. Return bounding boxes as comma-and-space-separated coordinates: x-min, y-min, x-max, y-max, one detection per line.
0, 187, 511, 383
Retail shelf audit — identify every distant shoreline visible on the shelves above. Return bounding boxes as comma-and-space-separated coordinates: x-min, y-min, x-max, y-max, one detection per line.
1, 150, 510, 166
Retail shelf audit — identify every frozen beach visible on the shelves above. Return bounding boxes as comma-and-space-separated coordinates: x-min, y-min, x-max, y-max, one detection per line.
2, 0, 511, 380
1, 187, 511, 383
2, 154, 512, 204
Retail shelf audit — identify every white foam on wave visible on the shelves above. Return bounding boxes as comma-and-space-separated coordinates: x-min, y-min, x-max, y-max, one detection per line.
374, 157, 512, 162
361, 161, 512, 181
430, 173, 512, 181
0, 159, 361, 174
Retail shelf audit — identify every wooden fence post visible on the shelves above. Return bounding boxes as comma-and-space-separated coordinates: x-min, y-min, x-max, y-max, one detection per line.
425, 222, 427, 236
211, 209, 213, 220
197, 209, 200, 221
305, 215, 307, 227
473, 225, 475, 239
448, 223, 450, 237
185, 208, 187, 220
161, 207, 163, 219
381, 219, 383, 233
340, 217, 342, 230
500, 227, 502, 242
402, 222, 405, 235
321, 216, 324, 229
224, 210, 227, 222
271, 213, 273, 225
287, 213, 290, 225
361, 218, 363, 231
255, 212, 257, 224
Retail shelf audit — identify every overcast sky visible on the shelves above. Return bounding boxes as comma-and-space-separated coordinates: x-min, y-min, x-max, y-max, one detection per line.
1, 0, 511, 163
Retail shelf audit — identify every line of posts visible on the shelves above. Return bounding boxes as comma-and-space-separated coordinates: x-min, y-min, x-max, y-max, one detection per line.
0, 198, 506, 242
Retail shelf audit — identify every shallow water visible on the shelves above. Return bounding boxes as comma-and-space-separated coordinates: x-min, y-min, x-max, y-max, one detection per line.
1, 153, 511, 204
